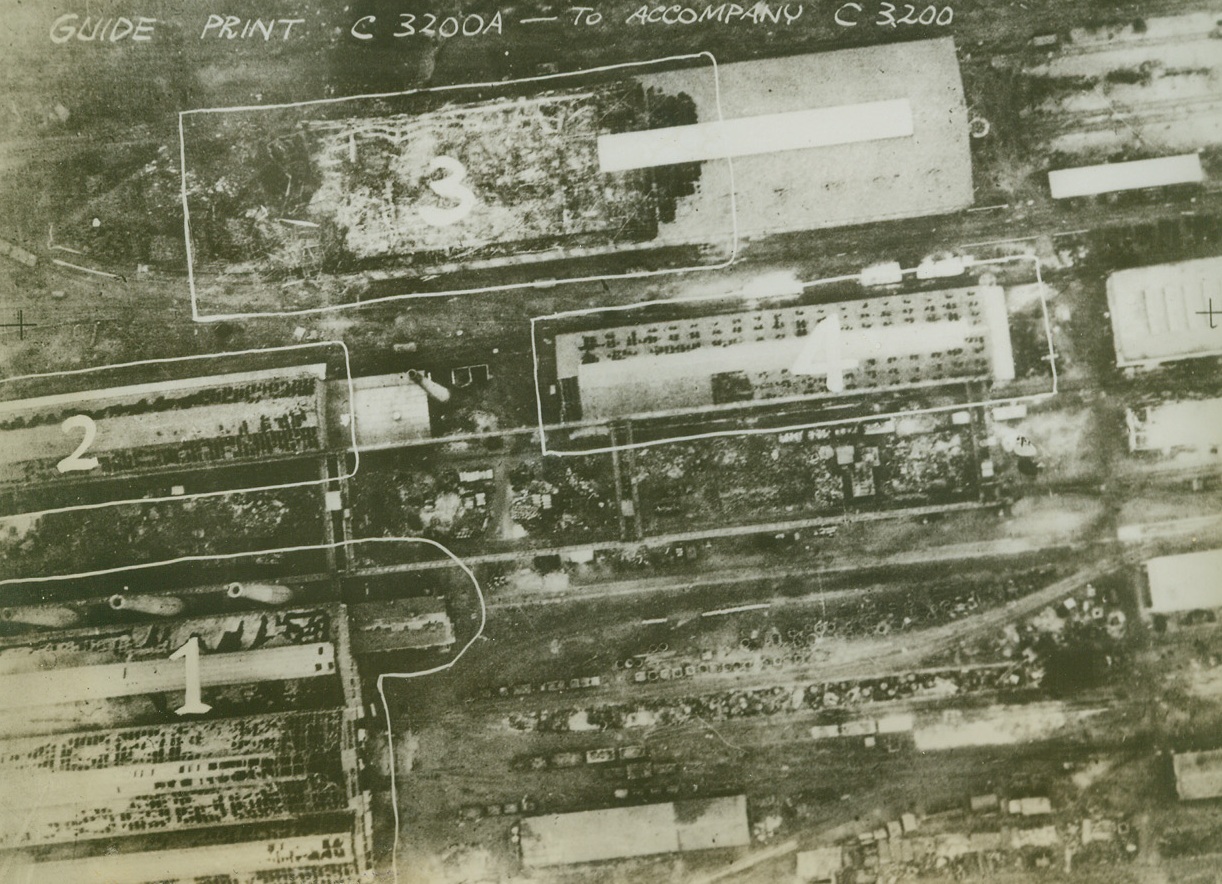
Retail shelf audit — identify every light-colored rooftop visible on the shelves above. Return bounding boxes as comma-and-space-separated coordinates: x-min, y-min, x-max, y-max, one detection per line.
333, 372, 431, 450
1145, 548, 1222, 614
1048, 153, 1203, 199
520, 796, 749, 867
597, 100, 914, 171
1126, 397, 1222, 454
1106, 256, 1222, 368
20, 834, 356, 884
642, 38, 973, 240
0, 643, 336, 710
557, 285, 1013, 422
797, 847, 845, 882
1174, 748, 1222, 801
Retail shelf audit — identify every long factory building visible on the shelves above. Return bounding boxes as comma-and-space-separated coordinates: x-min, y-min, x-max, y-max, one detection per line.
636, 37, 974, 239
1107, 255, 1222, 369
0, 364, 330, 490
0, 603, 374, 875
554, 283, 1015, 423
520, 795, 750, 868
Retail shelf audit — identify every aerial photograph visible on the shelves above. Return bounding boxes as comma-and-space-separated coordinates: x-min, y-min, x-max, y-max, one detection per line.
1, 1, 1221, 882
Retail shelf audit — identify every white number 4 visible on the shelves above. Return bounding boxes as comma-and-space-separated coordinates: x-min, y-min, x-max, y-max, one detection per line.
790, 314, 859, 393
170, 636, 212, 715
56, 414, 100, 473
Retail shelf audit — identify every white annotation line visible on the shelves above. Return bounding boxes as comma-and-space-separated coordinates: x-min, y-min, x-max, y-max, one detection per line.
181, 52, 739, 321
51, 258, 124, 281
375, 541, 486, 884
0, 340, 361, 520
702, 603, 771, 618
0, 538, 485, 884
531, 254, 1057, 456
519, 16, 559, 23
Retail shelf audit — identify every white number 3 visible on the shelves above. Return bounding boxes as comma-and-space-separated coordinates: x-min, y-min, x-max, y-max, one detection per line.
56, 414, 100, 473
419, 156, 476, 227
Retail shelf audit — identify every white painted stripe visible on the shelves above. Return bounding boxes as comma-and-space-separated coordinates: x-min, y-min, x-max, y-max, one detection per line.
702, 603, 771, 617
1048, 153, 1203, 199
597, 100, 913, 173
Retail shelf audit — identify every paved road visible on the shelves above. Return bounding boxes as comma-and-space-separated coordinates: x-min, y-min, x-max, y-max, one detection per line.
349, 501, 988, 575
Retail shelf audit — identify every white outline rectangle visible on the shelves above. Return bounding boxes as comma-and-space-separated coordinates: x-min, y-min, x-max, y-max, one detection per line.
0, 537, 483, 884
179, 53, 738, 321
0, 341, 360, 519
530, 255, 1058, 456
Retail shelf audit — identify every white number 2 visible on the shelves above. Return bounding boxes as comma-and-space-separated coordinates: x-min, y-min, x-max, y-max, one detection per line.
170, 636, 212, 716
55, 414, 100, 473
419, 156, 476, 227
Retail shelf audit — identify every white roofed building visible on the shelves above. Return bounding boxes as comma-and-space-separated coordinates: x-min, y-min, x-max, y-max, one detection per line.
330, 372, 431, 450
519, 796, 749, 868
1126, 397, 1222, 459
1142, 548, 1222, 615
638, 38, 973, 239
554, 285, 1014, 423
1106, 257, 1222, 369
1174, 749, 1222, 801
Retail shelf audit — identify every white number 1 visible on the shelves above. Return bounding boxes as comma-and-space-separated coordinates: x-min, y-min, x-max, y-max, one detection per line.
56, 414, 100, 473
170, 637, 212, 715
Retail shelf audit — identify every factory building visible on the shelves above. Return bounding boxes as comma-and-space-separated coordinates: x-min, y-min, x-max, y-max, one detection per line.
0, 363, 330, 491
555, 285, 1014, 423
519, 795, 749, 868
638, 37, 974, 239
1141, 548, 1222, 615
1106, 256, 1222, 370
330, 372, 433, 451
11, 834, 359, 884
1048, 153, 1204, 200
1126, 397, 1222, 456
1173, 749, 1222, 801
350, 597, 455, 654
0, 603, 373, 873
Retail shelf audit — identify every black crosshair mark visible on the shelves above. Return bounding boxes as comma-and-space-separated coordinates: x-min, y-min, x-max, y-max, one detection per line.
0, 310, 36, 339
1196, 298, 1220, 330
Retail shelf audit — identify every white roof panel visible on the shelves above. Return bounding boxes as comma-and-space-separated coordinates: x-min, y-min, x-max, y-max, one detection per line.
1145, 548, 1222, 613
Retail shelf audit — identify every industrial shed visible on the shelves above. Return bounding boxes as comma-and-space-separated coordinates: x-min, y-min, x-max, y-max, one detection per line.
1106, 256, 1222, 369
17, 833, 358, 884
639, 37, 974, 239
1048, 153, 1203, 199
1126, 397, 1222, 455
555, 285, 1014, 423
350, 598, 454, 654
1174, 748, 1222, 801
1143, 548, 1222, 614
335, 372, 431, 450
519, 795, 749, 868
0, 364, 329, 489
